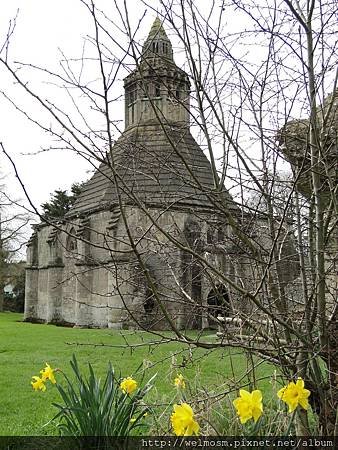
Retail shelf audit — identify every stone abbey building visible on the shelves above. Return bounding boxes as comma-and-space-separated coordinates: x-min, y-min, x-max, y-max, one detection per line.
24, 19, 245, 330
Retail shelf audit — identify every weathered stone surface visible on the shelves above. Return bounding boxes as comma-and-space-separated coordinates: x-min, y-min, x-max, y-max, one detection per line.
24, 19, 242, 330
68, 125, 234, 217
278, 90, 338, 199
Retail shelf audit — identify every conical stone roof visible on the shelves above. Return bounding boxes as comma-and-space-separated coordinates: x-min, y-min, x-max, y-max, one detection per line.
68, 124, 233, 216
67, 19, 234, 217
143, 17, 171, 46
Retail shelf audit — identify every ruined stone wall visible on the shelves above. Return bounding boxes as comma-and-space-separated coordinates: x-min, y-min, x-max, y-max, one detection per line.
25, 204, 240, 330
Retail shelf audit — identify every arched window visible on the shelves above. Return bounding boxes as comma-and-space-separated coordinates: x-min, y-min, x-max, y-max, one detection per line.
155, 82, 161, 97
142, 83, 149, 99
184, 219, 202, 251
66, 228, 77, 253
127, 85, 137, 124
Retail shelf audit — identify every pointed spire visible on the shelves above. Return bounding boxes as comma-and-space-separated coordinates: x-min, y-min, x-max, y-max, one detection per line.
147, 17, 169, 41
141, 17, 173, 61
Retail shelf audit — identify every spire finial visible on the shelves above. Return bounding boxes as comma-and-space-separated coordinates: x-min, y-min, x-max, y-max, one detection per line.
141, 17, 173, 61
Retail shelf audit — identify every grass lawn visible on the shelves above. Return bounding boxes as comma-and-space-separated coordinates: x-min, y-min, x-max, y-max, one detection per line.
0, 312, 275, 436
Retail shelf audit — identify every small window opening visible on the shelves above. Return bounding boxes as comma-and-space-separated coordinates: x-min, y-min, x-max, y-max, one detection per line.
144, 294, 155, 313
176, 90, 180, 99
127, 86, 137, 105
127, 85, 137, 124
142, 84, 149, 99
155, 83, 161, 97
66, 229, 78, 253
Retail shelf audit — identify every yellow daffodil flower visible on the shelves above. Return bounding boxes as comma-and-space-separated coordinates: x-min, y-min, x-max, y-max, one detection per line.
233, 389, 263, 424
277, 378, 310, 412
120, 377, 137, 394
31, 376, 46, 392
174, 374, 186, 389
40, 363, 56, 384
171, 403, 200, 436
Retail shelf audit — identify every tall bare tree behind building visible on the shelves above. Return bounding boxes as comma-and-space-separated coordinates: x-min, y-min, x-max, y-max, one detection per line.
0, 181, 30, 311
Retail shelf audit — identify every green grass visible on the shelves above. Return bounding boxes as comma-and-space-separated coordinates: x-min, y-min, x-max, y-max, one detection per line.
0, 312, 274, 436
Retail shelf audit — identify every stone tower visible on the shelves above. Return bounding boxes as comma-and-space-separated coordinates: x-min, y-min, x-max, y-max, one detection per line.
125, 17, 190, 128
24, 19, 236, 330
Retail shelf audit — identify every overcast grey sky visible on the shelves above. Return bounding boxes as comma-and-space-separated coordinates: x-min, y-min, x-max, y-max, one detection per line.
2, 0, 324, 218
1, 0, 164, 210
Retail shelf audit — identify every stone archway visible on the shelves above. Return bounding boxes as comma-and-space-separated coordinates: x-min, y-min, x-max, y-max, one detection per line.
206, 284, 231, 328
143, 290, 155, 314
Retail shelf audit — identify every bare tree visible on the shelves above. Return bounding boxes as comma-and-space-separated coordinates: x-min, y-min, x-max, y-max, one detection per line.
0, 181, 30, 311
0, 0, 337, 435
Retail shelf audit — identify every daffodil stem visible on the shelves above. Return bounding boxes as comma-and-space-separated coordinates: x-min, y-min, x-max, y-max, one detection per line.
285, 409, 297, 436
251, 417, 261, 436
